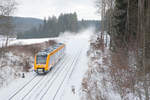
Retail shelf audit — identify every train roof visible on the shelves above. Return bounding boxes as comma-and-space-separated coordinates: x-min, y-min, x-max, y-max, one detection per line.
37, 43, 65, 56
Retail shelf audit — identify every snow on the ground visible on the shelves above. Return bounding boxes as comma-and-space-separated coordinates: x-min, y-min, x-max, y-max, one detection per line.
0, 28, 94, 100
81, 33, 122, 100
0, 37, 16, 47
0, 52, 33, 88
58, 28, 93, 100
0, 36, 57, 47
8, 38, 57, 46
0, 72, 37, 100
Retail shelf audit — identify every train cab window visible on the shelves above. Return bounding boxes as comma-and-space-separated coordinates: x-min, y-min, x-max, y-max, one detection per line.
36, 55, 47, 64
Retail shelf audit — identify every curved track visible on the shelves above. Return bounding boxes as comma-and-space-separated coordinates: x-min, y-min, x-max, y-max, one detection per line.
8, 46, 82, 100
8, 55, 69, 100
1, 37, 87, 100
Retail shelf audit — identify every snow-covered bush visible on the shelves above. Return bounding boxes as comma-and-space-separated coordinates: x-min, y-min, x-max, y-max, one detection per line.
0, 40, 56, 87
0, 52, 32, 87
82, 33, 150, 100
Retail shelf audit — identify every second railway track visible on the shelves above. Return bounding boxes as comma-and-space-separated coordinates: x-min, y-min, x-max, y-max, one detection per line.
8, 55, 68, 100
8, 46, 82, 100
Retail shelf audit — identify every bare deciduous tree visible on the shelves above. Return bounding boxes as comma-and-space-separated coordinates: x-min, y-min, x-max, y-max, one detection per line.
95, 0, 150, 99
0, 0, 17, 48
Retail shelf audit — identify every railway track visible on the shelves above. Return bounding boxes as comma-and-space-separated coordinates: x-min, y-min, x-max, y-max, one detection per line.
22, 55, 72, 100
7, 45, 83, 100
0, 34, 90, 100
39, 51, 79, 100
23, 48, 79, 100
52, 49, 82, 100
8, 55, 68, 100
21, 48, 81, 100
8, 75, 38, 100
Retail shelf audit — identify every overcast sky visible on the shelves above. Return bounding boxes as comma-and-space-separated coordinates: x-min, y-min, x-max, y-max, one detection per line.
15, 0, 100, 20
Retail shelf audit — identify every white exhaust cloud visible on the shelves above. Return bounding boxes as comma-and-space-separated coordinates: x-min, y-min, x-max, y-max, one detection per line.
58, 27, 95, 40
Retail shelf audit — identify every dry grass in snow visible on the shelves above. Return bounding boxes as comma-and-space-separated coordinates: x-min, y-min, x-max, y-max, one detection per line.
0, 40, 56, 88
82, 34, 150, 100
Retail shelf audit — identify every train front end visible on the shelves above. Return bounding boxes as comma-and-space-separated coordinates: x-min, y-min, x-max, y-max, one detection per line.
34, 52, 49, 74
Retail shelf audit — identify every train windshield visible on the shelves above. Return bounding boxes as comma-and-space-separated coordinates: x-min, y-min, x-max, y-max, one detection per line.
36, 55, 47, 64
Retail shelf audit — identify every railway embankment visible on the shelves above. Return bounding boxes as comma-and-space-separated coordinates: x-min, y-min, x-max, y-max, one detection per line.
0, 40, 56, 88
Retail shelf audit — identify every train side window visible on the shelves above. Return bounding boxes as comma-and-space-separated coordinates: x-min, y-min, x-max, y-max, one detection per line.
52, 55, 54, 64
50, 56, 51, 65
48, 56, 51, 66
49, 55, 52, 65
50, 55, 53, 65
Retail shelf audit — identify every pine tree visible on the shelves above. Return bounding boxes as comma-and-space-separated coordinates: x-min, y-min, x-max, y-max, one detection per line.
114, 0, 128, 47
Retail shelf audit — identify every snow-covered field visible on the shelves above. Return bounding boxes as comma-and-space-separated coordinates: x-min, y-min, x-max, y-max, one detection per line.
0, 36, 57, 47
9, 38, 57, 46
0, 28, 93, 100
